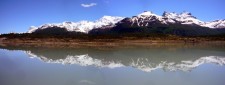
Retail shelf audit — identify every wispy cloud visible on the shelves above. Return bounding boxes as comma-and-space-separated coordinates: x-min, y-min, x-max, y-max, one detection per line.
81, 3, 97, 8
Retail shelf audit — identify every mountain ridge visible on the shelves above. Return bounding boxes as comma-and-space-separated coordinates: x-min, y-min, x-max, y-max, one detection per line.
28, 11, 225, 34
28, 16, 124, 33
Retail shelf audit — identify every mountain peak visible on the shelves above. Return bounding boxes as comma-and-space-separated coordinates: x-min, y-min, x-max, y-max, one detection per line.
179, 11, 196, 19
101, 16, 117, 19
138, 11, 156, 16
162, 11, 178, 18
180, 11, 192, 16
98, 16, 124, 22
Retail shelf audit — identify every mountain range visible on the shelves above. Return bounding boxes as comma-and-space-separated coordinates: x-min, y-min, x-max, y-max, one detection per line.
27, 11, 225, 36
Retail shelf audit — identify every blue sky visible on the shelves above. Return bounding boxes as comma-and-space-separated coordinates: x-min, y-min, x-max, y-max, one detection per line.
0, 0, 225, 34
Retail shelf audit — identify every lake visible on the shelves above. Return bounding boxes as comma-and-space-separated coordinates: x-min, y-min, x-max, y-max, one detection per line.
0, 43, 225, 85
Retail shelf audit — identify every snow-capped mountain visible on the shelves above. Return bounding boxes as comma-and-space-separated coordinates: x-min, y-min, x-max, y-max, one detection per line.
125, 11, 225, 28
28, 16, 124, 33
203, 19, 225, 28
162, 11, 204, 25
27, 11, 225, 34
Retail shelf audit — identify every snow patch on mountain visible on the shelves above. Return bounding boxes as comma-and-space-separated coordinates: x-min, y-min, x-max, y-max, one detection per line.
27, 26, 38, 33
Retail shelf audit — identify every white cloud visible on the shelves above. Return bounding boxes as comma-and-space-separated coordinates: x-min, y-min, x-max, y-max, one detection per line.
81, 3, 97, 8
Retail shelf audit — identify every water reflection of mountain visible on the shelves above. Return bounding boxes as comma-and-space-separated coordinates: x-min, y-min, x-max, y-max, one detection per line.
1, 44, 225, 72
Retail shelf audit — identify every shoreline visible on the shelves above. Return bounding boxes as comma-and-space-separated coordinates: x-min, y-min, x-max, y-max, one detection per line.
1, 38, 225, 48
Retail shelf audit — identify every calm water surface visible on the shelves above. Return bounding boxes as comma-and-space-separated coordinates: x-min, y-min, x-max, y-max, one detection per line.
0, 43, 225, 85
